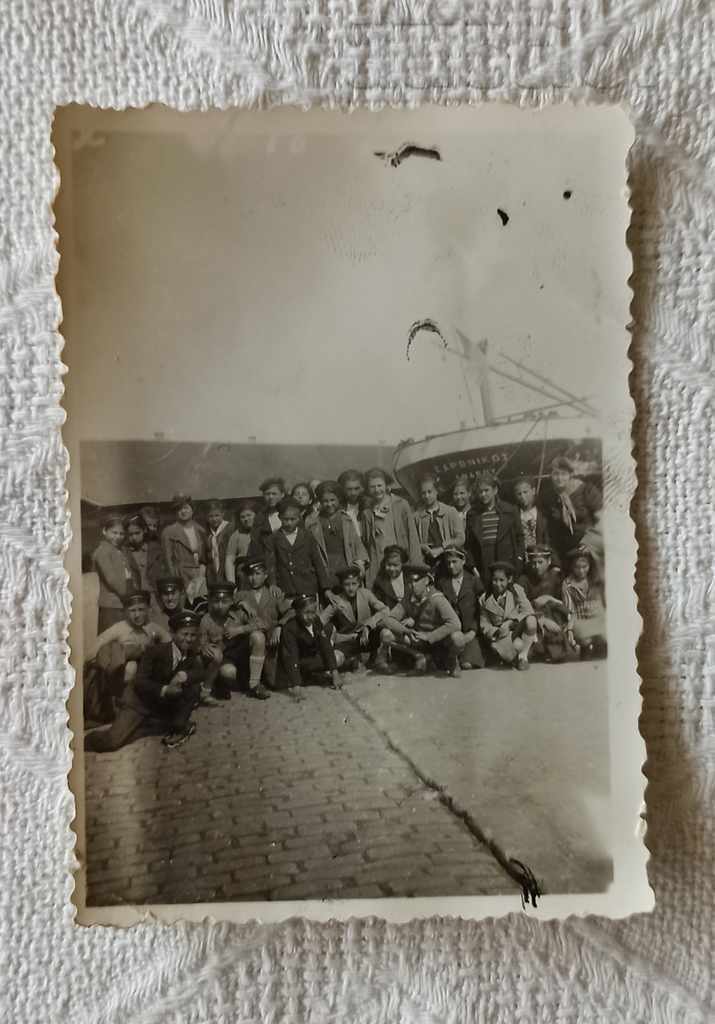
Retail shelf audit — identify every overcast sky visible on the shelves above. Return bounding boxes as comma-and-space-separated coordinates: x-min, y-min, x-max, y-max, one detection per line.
59, 106, 631, 449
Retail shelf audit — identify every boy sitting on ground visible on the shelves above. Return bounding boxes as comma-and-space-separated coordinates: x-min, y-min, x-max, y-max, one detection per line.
479, 561, 538, 671
85, 609, 205, 752
519, 546, 569, 661
277, 594, 342, 697
377, 563, 463, 676
322, 565, 388, 673
84, 589, 170, 725
222, 559, 292, 700
197, 581, 239, 704
436, 546, 485, 670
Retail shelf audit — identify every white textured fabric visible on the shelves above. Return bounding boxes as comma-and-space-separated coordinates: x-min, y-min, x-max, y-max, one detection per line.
1, 1, 713, 1021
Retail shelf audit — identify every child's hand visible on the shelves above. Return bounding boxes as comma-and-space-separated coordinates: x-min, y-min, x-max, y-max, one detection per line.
162, 681, 183, 698
358, 626, 370, 648
270, 626, 282, 648
497, 623, 511, 639
403, 617, 415, 628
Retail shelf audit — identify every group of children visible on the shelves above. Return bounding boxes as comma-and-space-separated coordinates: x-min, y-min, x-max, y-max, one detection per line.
84, 460, 606, 752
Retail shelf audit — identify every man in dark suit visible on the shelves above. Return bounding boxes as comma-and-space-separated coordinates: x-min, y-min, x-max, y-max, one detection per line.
465, 471, 525, 579
436, 546, 485, 670
84, 610, 206, 752
276, 595, 342, 695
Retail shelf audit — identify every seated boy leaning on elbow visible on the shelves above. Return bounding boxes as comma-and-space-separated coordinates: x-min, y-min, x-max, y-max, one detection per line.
376, 563, 463, 677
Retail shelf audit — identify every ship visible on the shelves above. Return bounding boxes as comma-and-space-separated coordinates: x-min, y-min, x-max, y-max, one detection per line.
392, 328, 602, 502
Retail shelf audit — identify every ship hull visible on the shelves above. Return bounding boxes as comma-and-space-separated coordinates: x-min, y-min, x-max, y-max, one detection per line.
392, 416, 601, 502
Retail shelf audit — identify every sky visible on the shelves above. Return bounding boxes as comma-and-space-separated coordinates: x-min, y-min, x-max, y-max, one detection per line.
57, 105, 631, 451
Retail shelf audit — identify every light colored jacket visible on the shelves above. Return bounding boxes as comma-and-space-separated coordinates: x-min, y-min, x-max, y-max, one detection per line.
322, 587, 388, 641
414, 501, 466, 551
479, 584, 533, 640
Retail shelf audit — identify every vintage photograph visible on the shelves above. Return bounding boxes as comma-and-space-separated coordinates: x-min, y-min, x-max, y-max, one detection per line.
55, 104, 648, 923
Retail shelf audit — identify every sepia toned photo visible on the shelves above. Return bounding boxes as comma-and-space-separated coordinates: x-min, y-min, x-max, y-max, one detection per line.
55, 104, 649, 924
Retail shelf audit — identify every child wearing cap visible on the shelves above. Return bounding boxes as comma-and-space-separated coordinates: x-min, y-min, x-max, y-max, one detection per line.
377, 564, 462, 676
372, 545, 409, 609
222, 560, 292, 699
361, 468, 422, 588
161, 495, 208, 602
544, 457, 603, 564
205, 500, 232, 586
263, 496, 330, 599
519, 547, 569, 661
197, 581, 239, 703
322, 565, 388, 672
305, 481, 368, 589
414, 474, 466, 574
225, 503, 256, 585
84, 590, 171, 725
562, 546, 607, 658
465, 472, 525, 580
277, 594, 342, 695
92, 513, 141, 634
436, 546, 485, 670
478, 561, 538, 670
154, 576, 186, 632
85, 609, 205, 752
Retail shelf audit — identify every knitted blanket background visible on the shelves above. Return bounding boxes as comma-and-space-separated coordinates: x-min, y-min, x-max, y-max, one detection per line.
1, 2, 712, 1021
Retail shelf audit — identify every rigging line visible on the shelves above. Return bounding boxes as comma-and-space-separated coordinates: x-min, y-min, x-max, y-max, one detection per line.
495, 417, 542, 480
536, 417, 549, 494
488, 364, 580, 409
498, 352, 596, 416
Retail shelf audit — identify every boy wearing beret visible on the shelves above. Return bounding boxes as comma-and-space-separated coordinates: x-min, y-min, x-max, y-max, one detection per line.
377, 563, 463, 676
277, 595, 342, 696
221, 559, 292, 699
436, 546, 485, 670
322, 565, 388, 671
85, 609, 205, 752
197, 581, 239, 703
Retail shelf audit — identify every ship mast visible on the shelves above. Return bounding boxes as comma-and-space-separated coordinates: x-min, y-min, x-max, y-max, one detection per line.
455, 330, 497, 426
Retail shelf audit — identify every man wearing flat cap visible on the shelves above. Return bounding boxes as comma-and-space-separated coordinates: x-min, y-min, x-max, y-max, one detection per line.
377, 562, 462, 675
85, 609, 205, 752
154, 575, 186, 632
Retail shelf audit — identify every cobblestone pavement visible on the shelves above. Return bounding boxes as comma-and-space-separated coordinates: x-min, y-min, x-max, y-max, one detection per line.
84, 661, 610, 906
84, 675, 517, 906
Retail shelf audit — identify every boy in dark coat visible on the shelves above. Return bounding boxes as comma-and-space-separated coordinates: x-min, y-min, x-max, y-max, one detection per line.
248, 476, 286, 561
85, 609, 205, 752
154, 576, 186, 632
92, 513, 140, 633
304, 480, 368, 588
544, 456, 603, 563
519, 547, 568, 661
277, 595, 342, 696
263, 496, 330, 598
465, 472, 525, 579
436, 546, 485, 670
